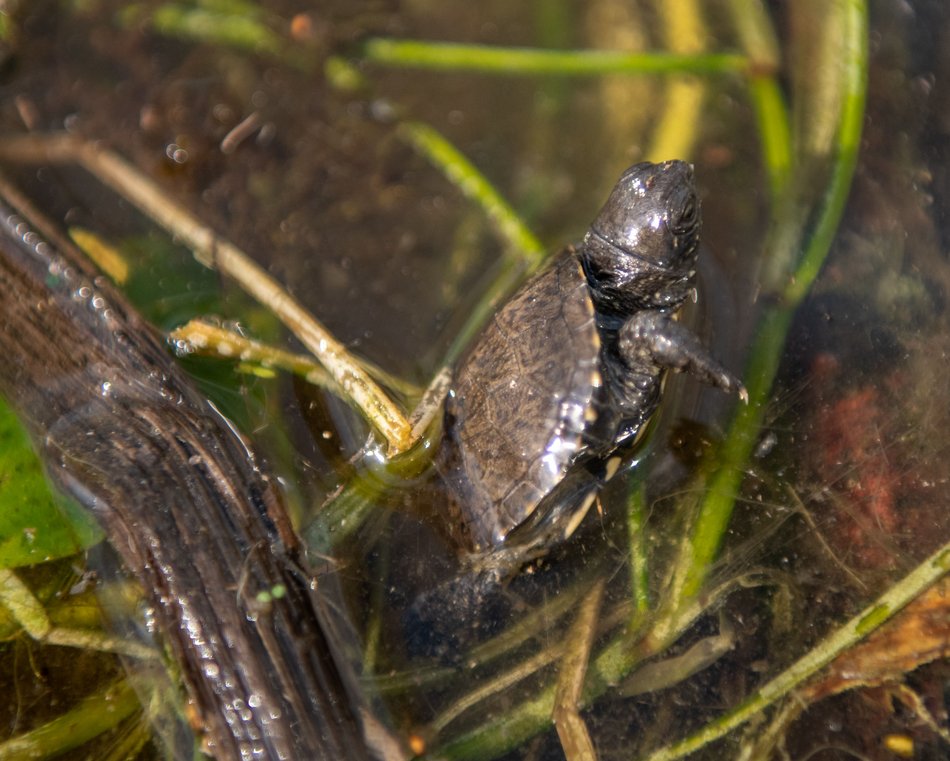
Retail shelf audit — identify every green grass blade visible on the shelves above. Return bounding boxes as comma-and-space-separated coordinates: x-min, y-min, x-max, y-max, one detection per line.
361, 38, 748, 77
671, 0, 867, 605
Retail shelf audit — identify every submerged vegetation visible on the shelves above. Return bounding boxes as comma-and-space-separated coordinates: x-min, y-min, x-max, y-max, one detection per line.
0, 1, 947, 759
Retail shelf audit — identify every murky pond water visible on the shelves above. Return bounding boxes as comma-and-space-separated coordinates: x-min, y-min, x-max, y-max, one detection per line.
0, 1, 948, 759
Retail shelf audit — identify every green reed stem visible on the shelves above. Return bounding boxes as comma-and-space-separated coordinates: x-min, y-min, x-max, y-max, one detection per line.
436, 515, 941, 761
0, 678, 140, 759
397, 121, 546, 365
627, 482, 651, 619
433, 577, 720, 759
435, 2, 869, 757
671, 0, 868, 610
644, 539, 950, 761
781, 10, 867, 306
398, 121, 545, 266
725, 0, 791, 197
670, 307, 793, 604
644, 0, 708, 163
121, 1, 285, 57
726, 0, 781, 67
361, 38, 748, 77
748, 77, 792, 199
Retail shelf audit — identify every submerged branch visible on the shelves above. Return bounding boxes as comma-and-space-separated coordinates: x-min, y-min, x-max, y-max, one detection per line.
0, 175, 374, 760
0, 133, 414, 454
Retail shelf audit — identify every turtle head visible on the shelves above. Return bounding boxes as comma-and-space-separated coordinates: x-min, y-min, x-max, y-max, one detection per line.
581, 160, 701, 313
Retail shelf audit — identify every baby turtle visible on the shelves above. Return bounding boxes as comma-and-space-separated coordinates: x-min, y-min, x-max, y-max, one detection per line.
439, 160, 745, 554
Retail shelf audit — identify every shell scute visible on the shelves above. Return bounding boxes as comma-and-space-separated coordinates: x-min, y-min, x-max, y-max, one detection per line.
440, 251, 602, 551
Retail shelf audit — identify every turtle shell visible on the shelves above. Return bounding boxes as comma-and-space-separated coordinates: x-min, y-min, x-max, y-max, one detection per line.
440, 249, 610, 552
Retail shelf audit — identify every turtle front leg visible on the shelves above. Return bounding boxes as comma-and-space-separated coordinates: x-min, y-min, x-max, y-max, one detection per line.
618, 311, 747, 399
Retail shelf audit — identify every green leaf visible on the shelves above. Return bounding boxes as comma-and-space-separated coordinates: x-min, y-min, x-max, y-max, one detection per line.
0, 399, 103, 568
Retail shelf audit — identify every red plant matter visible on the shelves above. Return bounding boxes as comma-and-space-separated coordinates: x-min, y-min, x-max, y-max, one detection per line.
805, 352, 916, 571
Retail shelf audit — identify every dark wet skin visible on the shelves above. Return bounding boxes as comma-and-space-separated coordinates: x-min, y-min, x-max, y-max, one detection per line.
439, 161, 745, 557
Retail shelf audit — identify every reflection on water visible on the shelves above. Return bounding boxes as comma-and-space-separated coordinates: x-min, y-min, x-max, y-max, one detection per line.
0, 1, 948, 759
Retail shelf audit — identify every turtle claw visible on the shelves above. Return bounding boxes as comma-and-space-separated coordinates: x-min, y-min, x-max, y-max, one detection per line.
618, 311, 745, 399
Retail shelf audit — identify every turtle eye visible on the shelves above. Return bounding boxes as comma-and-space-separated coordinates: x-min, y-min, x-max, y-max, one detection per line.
671, 195, 698, 234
